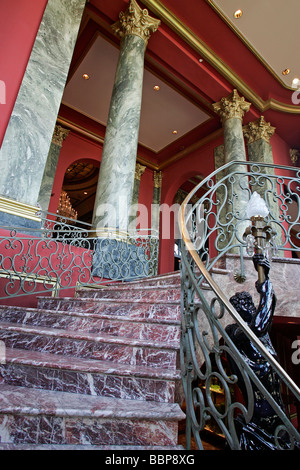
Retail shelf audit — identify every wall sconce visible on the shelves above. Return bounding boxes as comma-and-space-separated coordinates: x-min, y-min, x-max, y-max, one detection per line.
243, 192, 278, 282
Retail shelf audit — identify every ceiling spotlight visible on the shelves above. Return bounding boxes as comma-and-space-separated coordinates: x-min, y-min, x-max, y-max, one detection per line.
282, 68, 291, 76
199, 58, 203, 63
83, 191, 88, 195
82, 73, 90, 80
234, 9, 243, 18
172, 130, 178, 135
153, 85, 160, 91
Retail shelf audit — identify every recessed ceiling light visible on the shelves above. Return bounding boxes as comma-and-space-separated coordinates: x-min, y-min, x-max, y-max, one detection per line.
82, 73, 90, 80
234, 9, 243, 18
172, 130, 178, 135
83, 191, 88, 195
153, 85, 160, 91
199, 58, 203, 63
282, 68, 291, 76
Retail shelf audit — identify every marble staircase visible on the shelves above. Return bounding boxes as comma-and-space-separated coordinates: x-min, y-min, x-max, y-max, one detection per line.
0, 271, 186, 450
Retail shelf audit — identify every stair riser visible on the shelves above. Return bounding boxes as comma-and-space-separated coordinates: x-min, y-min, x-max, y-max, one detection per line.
0, 331, 178, 370
75, 288, 181, 302
0, 414, 179, 447
37, 299, 181, 323
0, 308, 180, 343
0, 363, 177, 403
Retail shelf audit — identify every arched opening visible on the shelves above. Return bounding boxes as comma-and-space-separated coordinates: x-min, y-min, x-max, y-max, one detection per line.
59, 159, 100, 225
167, 174, 207, 272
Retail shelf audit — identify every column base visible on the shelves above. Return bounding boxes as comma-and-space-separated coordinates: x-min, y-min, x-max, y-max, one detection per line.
0, 197, 41, 234
92, 237, 153, 281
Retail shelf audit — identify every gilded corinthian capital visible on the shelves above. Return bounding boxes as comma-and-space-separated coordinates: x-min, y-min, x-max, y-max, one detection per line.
135, 163, 146, 180
243, 116, 276, 144
112, 0, 160, 46
52, 125, 69, 147
213, 89, 251, 123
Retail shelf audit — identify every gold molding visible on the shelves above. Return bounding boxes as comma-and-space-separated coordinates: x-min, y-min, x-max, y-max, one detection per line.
0, 197, 40, 222
0, 271, 59, 297
140, 0, 300, 114
206, 0, 295, 92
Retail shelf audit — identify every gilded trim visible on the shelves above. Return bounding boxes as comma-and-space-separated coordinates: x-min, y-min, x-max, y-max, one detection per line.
0, 197, 40, 222
206, 0, 294, 91
140, 0, 300, 114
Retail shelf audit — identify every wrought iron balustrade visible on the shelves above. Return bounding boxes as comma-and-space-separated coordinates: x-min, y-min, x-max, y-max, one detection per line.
0, 211, 159, 299
178, 160, 300, 450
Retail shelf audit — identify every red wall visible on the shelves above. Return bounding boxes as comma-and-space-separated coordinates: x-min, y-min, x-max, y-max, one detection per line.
158, 135, 223, 274
0, 0, 48, 146
48, 131, 103, 216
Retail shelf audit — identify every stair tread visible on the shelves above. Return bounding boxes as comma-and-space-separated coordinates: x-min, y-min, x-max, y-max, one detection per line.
0, 304, 181, 325
0, 321, 180, 350
0, 383, 185, 420
5, 347, 181, 380
0, 443, 185, 450
39, 296, 181, 305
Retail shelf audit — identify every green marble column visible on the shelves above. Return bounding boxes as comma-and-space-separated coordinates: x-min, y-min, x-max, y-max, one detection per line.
213, 90, 251, 247
128, 163, 146, 230
243, 116, 283, 246
0, 0, 85, 229
92, 0, 160, 235
38, 125, 70, 214
151, 171, 162, 275
151, 171, 162, 236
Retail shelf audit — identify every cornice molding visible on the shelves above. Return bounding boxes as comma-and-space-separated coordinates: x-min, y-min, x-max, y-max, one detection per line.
206, 0, 294, 92
140, 0, 300, 115
0, 197, 41, 222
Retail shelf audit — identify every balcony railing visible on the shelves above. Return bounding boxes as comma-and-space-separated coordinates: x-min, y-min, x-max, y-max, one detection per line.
178, 161, 300, 450
0, 211, 159, 300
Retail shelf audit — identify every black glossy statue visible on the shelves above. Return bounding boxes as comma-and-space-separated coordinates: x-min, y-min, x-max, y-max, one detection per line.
225, 254, 299, 450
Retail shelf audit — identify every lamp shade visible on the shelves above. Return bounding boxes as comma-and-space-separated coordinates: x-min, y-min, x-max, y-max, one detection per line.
246, 191, 269, 219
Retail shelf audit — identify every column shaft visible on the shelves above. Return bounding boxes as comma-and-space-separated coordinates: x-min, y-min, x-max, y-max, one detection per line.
92, 0, 160, 235
213, 90, 251, 248
93, 34, 145, 233
0, 0, 85, 227
38, 125, 69, 214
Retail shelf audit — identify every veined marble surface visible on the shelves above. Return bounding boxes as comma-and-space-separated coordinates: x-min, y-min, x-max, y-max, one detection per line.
0, 0, 85, 207
93, 35, 145, 231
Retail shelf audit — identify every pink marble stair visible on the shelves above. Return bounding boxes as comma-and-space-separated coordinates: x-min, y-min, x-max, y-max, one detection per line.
0, 305, 180, 342
0, 322, 179, 370
0, 384, 185, 447
0, 272, 185, 449
37, 296, 180, 324
1, 348, 180, 403
75, 285, 181, 302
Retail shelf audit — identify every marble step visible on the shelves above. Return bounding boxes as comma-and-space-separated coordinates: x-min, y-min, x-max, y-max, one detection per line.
0, 384, 185, 447
0, 322, 179, 370
75, 285, 181, 302
37, 297, 181, 324
0, 305, 180, 343
1, 348, 181, 403
0, 443, 184, 450
102, 271, 181, 288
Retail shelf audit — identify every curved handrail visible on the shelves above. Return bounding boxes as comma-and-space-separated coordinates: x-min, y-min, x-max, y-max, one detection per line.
179, 196, 300, 399
178, 160, 300, 450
